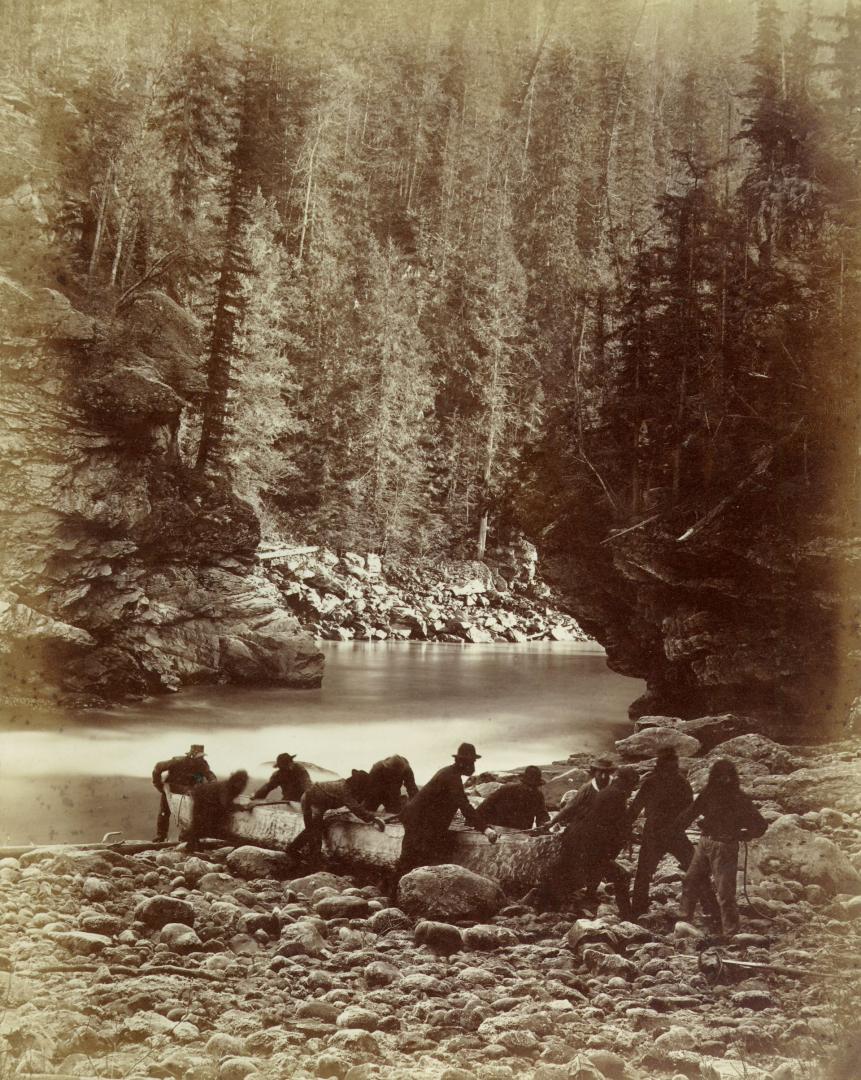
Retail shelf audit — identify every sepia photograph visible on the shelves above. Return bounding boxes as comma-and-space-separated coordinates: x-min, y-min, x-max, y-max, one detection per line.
0, 0, 859, 1077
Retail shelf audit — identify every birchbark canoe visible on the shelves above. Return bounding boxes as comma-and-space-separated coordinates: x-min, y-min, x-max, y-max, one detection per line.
169, 793, 562, 890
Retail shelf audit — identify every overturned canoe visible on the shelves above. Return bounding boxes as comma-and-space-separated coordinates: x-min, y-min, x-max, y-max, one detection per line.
169, 793, 562, 890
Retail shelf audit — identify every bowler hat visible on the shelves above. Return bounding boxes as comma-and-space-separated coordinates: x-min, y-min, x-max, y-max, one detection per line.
453, 742, 481, 760
589, 755, 615, 772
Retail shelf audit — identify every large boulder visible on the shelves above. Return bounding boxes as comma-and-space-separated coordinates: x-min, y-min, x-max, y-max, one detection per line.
749, 815, 861, 895
615, 727, 700, 760
414, 920, 463, 956
706, 733, 799, 774
753, 760, 861, 814
397, 864, 506, 921
134, 895, 195, 930
225, 846, 292, 880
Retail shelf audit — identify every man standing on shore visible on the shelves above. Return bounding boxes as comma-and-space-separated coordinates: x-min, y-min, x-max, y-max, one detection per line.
675, 758, 768, 936
628, 746, 718, 918
151, 744, 215, 842
392, 742, 498, 894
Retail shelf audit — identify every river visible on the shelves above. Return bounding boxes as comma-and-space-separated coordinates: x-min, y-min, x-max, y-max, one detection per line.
0, 641, 643, 844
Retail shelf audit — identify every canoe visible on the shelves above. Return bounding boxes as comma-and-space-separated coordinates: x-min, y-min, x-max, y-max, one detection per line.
169, 793, 562, 890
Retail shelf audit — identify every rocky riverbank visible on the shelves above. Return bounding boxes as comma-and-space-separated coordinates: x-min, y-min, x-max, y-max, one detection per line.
259, 542, 585, 645
3, 728, 860, 1080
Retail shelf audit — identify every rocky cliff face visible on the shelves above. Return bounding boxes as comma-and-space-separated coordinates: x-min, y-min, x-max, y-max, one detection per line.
0, 291, 322, 705
546, 508, 859, 737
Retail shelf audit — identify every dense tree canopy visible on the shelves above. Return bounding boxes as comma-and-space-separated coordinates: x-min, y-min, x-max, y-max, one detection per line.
2, 0, 856, 568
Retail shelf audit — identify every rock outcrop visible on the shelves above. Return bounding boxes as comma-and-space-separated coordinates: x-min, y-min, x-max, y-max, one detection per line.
0, 89, 321, 705
544, 515, 859, 736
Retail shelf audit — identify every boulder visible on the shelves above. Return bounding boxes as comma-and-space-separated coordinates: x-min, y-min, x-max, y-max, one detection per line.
277, 922, 328, 958
335, 1007, 378, 1031
565, 919, 621, 954
197, 873, 238, 896
707, 733, 799, 773
615, 727, 700, 760
158, 923, 202, 951
134, 895, 195, 930
462, 924, 519, 950
414, 920, 463, 956
397, 864, 506, 921
225, 846, 292, 880
288, 872, 352, 896
749, 815, 861, 895
367, 907, 413, 935
364, 960, 400, 987
314, 894, 371, 919
50, 931, 111, 956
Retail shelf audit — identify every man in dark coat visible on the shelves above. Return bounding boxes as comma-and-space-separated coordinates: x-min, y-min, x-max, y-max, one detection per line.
629, 746, 718, 918
534, 755, 615, 834
151, 744, 216, 842
289, 771, 384, 861
393, 743, 498, 892
364, 754, 419, 813
675, 758, 768, 936
251, 753, 312, 803
531, 766, 639, 916
475, 766, 550, 830
183, 770, 248, 851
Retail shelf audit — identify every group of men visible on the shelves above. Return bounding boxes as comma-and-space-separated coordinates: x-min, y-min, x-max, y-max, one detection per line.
152, 738, 767, 935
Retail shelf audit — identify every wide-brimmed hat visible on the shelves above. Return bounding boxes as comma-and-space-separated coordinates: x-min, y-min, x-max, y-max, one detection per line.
189, 744, 205, 755
453, 742, 481, 760
523, 765, 544, 786
589, 755, 615, 772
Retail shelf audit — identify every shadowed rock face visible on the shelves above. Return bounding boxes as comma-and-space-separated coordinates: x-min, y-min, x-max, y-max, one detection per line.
0, 289, 322, 705
545, 516, 859, 738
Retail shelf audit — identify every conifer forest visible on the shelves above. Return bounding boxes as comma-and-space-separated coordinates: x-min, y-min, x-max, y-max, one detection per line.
0, 0, 858, 726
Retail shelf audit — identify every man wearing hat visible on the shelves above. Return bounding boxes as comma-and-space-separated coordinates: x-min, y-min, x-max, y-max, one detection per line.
151, 744, 216, 842
391, 743, 498, 894
474, 766, 551, 831
534, 754, 615, 834
628, 746, 719, 919
251, 753, 312, 804
530, 765, 639, 917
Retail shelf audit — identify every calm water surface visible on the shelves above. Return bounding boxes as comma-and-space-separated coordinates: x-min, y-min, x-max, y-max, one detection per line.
0, 642, 642, 843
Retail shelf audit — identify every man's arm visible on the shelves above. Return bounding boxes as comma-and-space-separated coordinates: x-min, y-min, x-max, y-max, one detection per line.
403, 766, 418, 799
673, 790, 704, 833
202, 761, 216, 783
533, 792, 550, 827
251, 774, 279, 801
739, 795, 768, 840
455, 774, 481, 829
152, 759, 172, 789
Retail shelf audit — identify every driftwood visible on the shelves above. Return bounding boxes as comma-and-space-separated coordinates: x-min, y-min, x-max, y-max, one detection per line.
30, 963, 225, 982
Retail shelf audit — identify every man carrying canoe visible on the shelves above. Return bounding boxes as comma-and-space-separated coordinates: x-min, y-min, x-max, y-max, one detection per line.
251, 752, 311, 804
364, 754, 419, 813
392, 742, 498, 894
289, 771, 385, 862
151, 743, 216, 842
474, 765, 550, 830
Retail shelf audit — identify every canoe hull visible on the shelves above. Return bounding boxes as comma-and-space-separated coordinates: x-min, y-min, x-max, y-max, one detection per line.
170, 794, 561, 890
